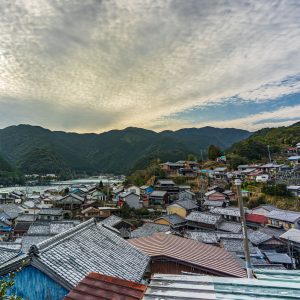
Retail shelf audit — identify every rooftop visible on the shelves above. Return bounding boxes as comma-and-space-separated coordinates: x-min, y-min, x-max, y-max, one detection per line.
130, 223, 170, 239
39, 208, 63, 216
27, 219, 150, 288
129, 233, 246, 278
210, 207, 241, 217
64, 272, 147, 300
149, 190, 167, 197
186, 211, 222, 225
267, 209, 300, 222
143, 270, 300, 299
280, 228, 300, 244
218, 221, 242, 233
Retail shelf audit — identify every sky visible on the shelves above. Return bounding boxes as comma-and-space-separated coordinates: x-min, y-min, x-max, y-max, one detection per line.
0, 0, 299, 133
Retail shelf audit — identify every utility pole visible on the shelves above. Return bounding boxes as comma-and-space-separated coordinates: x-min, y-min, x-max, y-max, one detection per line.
235, 179, 253, 278
267, 145, 272, 163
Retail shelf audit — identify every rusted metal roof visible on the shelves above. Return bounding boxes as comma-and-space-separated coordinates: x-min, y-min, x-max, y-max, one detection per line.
129, 233, 246, 278
64, 272, 147, 300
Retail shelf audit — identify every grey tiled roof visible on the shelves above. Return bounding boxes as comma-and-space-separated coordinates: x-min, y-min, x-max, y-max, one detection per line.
16, 214, 37, 222
38, 208, 63, 216
260, 226, 285, 238
221, 238, 257, 254
0, 248, 21, 265
267, 209, 300, 222
186, 231, 219, 244
210, 207, 241, 217
101, 214, 122, 227
203, 200, 225, 207
21, 235, 53, 253
248, 230, 273, 245
175, 199, 198, 210
156, 214, 186, 226
264, 251, 294, 264
130, 223, 170, 238
186, 211, 221, 225
32, 219, 150, 287
150, 190, 167, 197
0, 204, 22, 219
218, 221, 242, 233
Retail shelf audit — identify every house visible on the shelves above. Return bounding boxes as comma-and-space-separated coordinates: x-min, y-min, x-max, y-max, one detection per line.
186, 211, 222, 230
130, 223, 170, 239
13, 222, 32, 237
101, 214, 133, 238
0, 219, 150, 300
203, 200, 227, 210
117, 191, 141, 209
263, 251, 295, 269
0, 204, 23, 220
148, 190, 168, 207
98, 207, 119, 219
288, 155, 300, 165
287, 185, 300, 197
204, 190, 227, 202
55, 193, 85, 210
177, 168, 197, 178
166, 199, 198, 218
248, 230, 286, 252
280, 228, 300, 250
155, 179, 179, 195
178, 190, 195, 201
251, 205, 276, 217
37, 208, 64, 221
140, 185, 154, 196
160, 162, 185, 174
217, 221, 242, 233
64, 272, 147, 300
154, 214, 186, 230
129, 233, 246, 277
213, 167, 228, 179
222, 190, 236, 201
246, 213, 268, 227
125, 185, 141, 196
210, 207, 242, 222
178, 184, 191, 192
143, 270, 300, 299
266, 209, 300, 230
81, 207, 100, 221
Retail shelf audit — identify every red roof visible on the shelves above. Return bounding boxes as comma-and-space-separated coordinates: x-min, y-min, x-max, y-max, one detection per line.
129, 233, 246, 278
64, 272, 147, 300
246, 213, 268, 224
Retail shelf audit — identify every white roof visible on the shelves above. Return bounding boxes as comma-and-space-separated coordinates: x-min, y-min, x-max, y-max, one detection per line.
267, 209, 300, 223
280, 228, 300, 244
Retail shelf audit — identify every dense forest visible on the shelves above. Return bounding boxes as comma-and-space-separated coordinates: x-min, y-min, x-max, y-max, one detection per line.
0, 124, 250, 175
227, 122, 300, 168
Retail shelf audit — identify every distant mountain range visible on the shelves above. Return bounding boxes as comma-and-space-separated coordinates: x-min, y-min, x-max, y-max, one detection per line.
0, 125, 251, 174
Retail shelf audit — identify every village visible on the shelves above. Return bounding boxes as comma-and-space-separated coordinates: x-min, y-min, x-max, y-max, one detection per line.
0, 142, 299, 299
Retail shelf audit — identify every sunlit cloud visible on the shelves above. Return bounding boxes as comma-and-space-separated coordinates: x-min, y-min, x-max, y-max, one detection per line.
0, 0, 299, 132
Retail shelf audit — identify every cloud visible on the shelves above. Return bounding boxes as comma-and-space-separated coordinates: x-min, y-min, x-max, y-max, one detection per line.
0, 0, 299, 132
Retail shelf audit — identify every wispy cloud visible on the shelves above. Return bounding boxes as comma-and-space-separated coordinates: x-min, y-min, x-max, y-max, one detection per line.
0, 0, 299, 132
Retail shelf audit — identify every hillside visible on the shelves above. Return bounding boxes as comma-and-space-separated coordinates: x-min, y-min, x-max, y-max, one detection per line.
0, 124, 251, 174
228, 121, 300, 165
0, 153, 24, 186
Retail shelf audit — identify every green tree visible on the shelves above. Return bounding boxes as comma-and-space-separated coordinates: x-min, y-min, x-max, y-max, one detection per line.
0, 272, 22, 300
187, 154, 197, 161
207, 145, 222, 160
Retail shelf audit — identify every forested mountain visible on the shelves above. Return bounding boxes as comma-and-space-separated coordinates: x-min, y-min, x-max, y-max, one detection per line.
0, 153, 24, 186
0, 124, 251, 174
228, 121, 300, 166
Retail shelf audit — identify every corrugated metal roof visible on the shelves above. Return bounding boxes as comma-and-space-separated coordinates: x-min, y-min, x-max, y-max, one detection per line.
143, 270, 300, 299
64, 272, 147, 300
129, 233, 246, 278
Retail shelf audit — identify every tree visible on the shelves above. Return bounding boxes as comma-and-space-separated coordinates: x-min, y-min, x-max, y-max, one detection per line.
119, 202, 133, 219
207, 145, 222, 160
0, 271, 22, 300
187, 154, 197, 161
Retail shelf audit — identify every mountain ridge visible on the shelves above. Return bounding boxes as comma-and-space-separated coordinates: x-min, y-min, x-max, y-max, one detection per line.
0, 124, 251, 174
